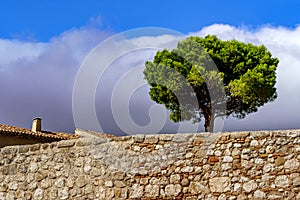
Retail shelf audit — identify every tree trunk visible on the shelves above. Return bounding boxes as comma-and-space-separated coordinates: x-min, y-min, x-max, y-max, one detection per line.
195, 83, 214, 132
204, 113, 214, 132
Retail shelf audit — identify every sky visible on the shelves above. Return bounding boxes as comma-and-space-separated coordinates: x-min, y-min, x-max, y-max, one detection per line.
1, 0, 300, 134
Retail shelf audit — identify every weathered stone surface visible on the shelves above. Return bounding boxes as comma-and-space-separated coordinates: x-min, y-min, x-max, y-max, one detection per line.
242, 180, 257, 193
267, 191, 282, 200
6, 164, 17, 175
75, 138, 94, 146
159, 177, 169, 185
223, 156, 233, 163
274, 175, 289, 188
254, 158, 264, 165
284, 159, 300, 170
189, 181, 208, 194
221, 163, 232, 171
1, 146, 17, 154
209, 177, 231, 193
105, 188, 114, 198
224, 149, 231, 156
253, 190, 266, 199
140, 177, 149, 185
172, 134, 193, 143
54, 177, 65, 188
57, 140, 75, 148
266, 145, 275, 154
40, 179, 52, 189
181, 166, 193, 173
208, 156, 219, 164
159, 134, 174, 141
145, 185, 159, 198
233, 183, 241, 192
114, 180, 125, 188
263, 163, 273, 173
275, 157, 285, 166
83, 164, 91, 173
250, 131, 270, 138
292, 176, 300, 186
129, 184, 143, 198
250, 140, 259, 147
58, 187, 69, 200
232, 148, 240, 156
28, 163, 38, 173
35, 170, 47, 182
112, 171, 125, 180
114, 188, 127, 199
170, 174, 181, 184
132, 135, 145, 143
165, 184, 181, 197
33, 188, 43, 200
149, 177, 159, 185
8, 181, 18, 190
181, 178, 189, 186
105, 180, 113, 187
214, 150, 222, 156
75, 175, 89, 188
0, 130, 299, 199
144, 135, 158, 144
230, 132, 249, 139
94, 186, 105, 199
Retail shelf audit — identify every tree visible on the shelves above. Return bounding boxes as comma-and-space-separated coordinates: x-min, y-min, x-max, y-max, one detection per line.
143, 35, 279, 132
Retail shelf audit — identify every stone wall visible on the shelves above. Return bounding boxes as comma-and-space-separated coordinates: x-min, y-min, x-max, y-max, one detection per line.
0, 130, 300, 199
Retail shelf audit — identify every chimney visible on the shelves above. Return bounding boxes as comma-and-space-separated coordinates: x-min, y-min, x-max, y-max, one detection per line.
32, 118, 42, 132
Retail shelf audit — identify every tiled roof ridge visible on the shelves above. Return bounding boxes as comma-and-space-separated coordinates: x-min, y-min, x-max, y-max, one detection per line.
0, 124, 78, 141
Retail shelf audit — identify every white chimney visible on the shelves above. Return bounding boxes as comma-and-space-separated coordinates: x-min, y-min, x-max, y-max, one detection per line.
32, 118, 42, 132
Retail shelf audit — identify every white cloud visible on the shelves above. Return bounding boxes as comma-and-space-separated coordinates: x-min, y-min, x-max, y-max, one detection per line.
0, 39, 45, 69
0, 27, 110, 132
1, 24, 300, 133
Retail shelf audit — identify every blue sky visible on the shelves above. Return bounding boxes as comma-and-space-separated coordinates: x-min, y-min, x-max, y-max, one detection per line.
1, 0, 300, 41
1, 1, 300, 134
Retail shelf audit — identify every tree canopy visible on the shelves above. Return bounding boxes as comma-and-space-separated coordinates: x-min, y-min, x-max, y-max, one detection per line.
143, 35, 279, 132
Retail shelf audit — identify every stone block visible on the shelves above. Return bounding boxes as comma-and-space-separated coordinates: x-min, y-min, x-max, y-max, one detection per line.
57, 140, 76, 148
170, 174, 181, 184
145, 185, 159, 198
284, 159, 300, 170
172, 134, 193, 143
275, 157, 285, 166
75, 138, 94, 146
230, 132, 250, 139
144, 135, 159, 144
209, 177, 231, 193
189, 181, 208, 195
75, 175, 89, 188
129, 184, 143, 198
274, 175, 289, 188
164, 184, 181, 197
243, 180, 257, 193
208, 156, 219, 164
159, 134, 174, 141
132, 135, 145, 143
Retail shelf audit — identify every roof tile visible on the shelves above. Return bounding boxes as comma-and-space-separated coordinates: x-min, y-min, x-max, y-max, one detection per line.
0, 124, 79, 142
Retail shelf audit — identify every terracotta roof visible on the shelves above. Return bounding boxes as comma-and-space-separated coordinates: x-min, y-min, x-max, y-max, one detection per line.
0, 124, 79, 142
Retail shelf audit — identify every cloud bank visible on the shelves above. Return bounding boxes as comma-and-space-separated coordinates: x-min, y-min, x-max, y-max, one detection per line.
1, 24, 300, 134
0, 27, 110, 132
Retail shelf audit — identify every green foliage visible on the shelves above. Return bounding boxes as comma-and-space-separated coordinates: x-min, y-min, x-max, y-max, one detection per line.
143, 35, 279, 131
